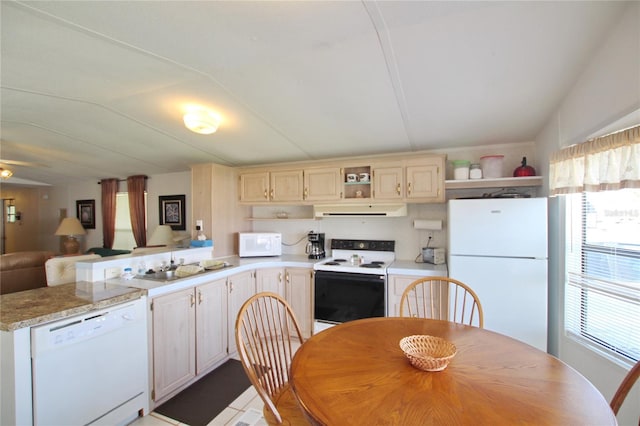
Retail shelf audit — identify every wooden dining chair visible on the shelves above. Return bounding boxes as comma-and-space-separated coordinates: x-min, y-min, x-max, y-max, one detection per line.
235, 292, 309, 425
610, 360, 640, 424
399, 276, 484, 328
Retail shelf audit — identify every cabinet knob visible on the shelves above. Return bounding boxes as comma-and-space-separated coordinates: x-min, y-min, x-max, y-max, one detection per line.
396, 183, 401, 195
279, 272, 283, 283
190, 294, 195, 307
407, 182, 412, 195
198, 291, 203, 304
263, 190, 268, 199
269, 188, 274, 199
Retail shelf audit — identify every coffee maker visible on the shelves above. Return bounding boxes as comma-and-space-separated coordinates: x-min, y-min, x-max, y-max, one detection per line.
305, 232, 326, 259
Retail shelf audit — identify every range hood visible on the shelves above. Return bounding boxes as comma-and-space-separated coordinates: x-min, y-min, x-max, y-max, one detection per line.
314, 203, 407, 218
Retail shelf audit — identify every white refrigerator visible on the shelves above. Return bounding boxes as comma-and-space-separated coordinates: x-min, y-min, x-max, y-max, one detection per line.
448, 197, 548, 351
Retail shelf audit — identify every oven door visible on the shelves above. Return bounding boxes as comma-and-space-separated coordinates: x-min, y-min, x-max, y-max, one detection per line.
314, 270, 386, 326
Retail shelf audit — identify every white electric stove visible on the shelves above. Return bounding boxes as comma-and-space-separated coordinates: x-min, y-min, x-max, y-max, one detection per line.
313, 239, 395, 333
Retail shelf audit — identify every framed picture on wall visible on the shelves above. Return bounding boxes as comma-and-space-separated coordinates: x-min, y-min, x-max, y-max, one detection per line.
159, 195, 186, 231
76, 199, 95, 229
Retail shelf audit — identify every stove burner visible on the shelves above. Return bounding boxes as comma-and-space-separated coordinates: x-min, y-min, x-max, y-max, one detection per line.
360, 263, 382, 268
324, 261, 342, 266
371, 261, 384, 265
333, 259, 347, 262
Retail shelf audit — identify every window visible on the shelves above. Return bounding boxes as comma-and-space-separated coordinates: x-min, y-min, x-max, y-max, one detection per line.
565, 189, 640, 361
112, 192, 146, 250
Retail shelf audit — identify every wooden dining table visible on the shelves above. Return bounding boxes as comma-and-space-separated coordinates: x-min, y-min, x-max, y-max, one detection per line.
290, 317, 617, 425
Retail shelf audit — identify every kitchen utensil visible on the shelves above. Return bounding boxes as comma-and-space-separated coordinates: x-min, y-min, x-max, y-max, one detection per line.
513, 157, 536, 177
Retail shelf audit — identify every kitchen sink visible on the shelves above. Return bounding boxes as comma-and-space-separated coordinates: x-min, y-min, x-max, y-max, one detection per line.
136, 262, 233, 282
137, 270, 181, 282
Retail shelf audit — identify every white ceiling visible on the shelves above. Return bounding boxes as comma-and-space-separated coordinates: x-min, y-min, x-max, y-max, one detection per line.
0, 1, 629, 186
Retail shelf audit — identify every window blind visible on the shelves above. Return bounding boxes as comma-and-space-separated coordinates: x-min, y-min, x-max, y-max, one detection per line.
565, 190, 640, 361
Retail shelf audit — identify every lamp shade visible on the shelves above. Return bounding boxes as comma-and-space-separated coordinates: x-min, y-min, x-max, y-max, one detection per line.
148, 225, 175, 246
55, 217, 86, 236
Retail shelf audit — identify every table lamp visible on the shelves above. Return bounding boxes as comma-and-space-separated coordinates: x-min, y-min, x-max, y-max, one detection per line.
55, 217, 86, 255
147, 225, 175, 247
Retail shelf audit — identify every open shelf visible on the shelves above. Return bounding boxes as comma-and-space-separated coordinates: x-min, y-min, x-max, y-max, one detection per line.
445, 176, 543, 190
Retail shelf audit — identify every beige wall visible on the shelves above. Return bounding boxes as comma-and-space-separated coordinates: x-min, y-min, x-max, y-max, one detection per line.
1, 171, 192, 254
535, 3, 639, 425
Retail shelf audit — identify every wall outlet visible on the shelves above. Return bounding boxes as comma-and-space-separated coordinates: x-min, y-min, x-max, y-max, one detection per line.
196, 219, 203, 228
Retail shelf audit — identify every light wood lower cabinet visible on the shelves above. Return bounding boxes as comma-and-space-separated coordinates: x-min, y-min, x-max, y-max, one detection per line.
388, 274, 424, 317
285, 267, 314, 339
151, 267, 310, 403
151, 287, 196, 401
227, 270, 256, 356
196, 278, 228, 373
151, 277, 227, 401
256, 267, 313, 338
256, 267, 285, 297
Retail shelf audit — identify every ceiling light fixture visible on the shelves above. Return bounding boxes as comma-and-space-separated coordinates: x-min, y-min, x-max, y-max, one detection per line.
0, 168, 13, 179
183, 108, 220, 135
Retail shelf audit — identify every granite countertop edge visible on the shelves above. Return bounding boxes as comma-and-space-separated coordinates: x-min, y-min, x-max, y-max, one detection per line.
1, 283, 146, 332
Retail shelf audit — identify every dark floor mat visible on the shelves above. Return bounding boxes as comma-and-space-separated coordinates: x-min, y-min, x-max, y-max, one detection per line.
154, 359, 252, 426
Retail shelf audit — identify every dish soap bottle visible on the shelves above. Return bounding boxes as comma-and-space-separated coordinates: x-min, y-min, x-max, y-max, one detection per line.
196, 225, 207, 241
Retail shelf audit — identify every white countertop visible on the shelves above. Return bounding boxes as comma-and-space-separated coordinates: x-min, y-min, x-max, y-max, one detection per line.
387, 260, 448, 276
108, 255, 448, 297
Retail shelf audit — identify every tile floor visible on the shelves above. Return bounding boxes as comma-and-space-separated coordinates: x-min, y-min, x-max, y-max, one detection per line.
131, 339, 302, 426
129, 385, 267, 426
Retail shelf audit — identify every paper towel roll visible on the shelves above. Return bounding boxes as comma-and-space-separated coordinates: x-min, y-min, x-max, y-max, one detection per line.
413, 219, 442, 230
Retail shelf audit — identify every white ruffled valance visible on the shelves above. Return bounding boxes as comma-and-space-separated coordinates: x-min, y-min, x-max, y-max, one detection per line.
549, 125, 640, 195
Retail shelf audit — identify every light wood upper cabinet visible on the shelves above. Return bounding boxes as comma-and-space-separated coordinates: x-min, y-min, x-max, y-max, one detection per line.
271, 170, 304, 202
372, 156, 445, 202
237, 153, 446, 205
372, 165, 404, 200
239, 170, 303, 203
239, 171, 270, 202
304, 167, 342, 201
406, 161, 442, 201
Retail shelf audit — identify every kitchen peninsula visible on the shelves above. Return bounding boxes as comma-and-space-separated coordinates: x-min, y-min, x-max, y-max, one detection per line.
1, 245, 445, 425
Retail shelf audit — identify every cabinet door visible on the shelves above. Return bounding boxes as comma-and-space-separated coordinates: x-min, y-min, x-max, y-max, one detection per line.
227, 270, 256, 355
372, 166, 404, 200
256, 267, 285, 297
406, 159, 443, 201
152, 288, 196, 400
285, 267, 313, 339
388, 275, 424, 317
304, 167, 342, 201
196, 278, 228, 373
240, 171, 270, 202
270, 170, 304, 202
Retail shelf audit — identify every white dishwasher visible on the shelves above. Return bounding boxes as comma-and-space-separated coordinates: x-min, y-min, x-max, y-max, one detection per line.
31, 297, 148, 426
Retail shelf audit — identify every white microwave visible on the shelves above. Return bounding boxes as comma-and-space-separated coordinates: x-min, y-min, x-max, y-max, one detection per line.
238, 232, 282, 257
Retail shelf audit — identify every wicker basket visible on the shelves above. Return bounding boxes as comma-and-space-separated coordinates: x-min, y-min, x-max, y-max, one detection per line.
399, 335, 457, 372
